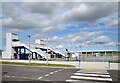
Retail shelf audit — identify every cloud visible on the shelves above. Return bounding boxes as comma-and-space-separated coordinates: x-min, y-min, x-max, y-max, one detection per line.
58, 44, 64, 48
94, 36, 109, 42
51, 31, 102, 44
2, 2, 117, 33
108, 19, 118, 28
85, 35, 109, 46
62, 2, 117, 23
49, 31, 112, 49
2, 2, 118, 50
104, 42, 116, 46
22, 2, 59, 15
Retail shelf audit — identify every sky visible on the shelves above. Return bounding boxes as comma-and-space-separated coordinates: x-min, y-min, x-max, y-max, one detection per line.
1, 1, 119, 52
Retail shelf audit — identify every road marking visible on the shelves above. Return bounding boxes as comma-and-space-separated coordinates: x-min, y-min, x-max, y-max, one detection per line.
74, 73, 111, 77
70, 76, 112, 81
50, 72, 54, 74
55, 71, 58, 73
77, 71, 109, 74
11, 76, 15, 77
4, 75, 37, 80
66, 79, 80, 82
45, 74, 49, 77
6, 75, 10, 77
21, 76, 30, 79
59, 69, 62, 71
66, 70, 112, 82
38, 77, 43, 79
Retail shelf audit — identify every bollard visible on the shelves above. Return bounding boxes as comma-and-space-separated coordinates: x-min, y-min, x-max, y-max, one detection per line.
78, 60, 80, 68
108, 61, 110, 69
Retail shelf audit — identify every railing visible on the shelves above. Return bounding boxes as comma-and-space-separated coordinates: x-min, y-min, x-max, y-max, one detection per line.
12, 41, 65, 58
12, 42, 49, 59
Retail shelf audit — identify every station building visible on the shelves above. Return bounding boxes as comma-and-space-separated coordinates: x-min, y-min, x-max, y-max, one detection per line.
2, 33, 65, 60
2, 33, 119, 62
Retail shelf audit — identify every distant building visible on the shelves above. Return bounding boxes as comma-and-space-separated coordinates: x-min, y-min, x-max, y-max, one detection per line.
2, 33, 65, 60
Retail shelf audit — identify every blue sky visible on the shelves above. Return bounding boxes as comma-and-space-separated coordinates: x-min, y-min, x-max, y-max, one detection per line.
1, 1, 119, 52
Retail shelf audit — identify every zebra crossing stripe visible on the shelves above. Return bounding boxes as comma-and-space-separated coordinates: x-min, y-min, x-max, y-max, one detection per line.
77, 71, 109, 74
74, 73, 111, 77
66, 79, 80, 82
70, 76, 112, 81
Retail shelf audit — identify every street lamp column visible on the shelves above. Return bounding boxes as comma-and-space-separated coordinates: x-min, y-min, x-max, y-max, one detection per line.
28, 35, 31, 65
46, 37, 49, 65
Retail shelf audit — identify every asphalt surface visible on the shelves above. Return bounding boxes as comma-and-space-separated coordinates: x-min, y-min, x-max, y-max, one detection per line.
2, 65, 78, 82
108, 70, 120, 83
1, 65, 120, 83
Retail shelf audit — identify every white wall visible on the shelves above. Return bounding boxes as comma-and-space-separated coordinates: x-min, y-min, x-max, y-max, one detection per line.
2, 33, 12, 59
2, 33, 19, 59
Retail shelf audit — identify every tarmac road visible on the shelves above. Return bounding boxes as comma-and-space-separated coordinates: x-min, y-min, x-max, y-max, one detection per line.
2, 65, 78, 82
1, 65, 120, 83
108, 70, 120, 83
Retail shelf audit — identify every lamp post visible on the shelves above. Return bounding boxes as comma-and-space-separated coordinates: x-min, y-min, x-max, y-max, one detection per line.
46, 37, 49, 65
78, 44, 81, 68
28, 35, 31, 65
78, 52, 81, 68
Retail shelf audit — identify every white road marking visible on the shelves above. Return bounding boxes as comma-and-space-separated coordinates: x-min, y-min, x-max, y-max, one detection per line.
70, 76, 112, 81
59, 69, 62, 71
66, 79, 80, 82
50, 72, 54, 74
20, 76, 29, 79
4, 75, 37, 80
38, 77, 43, 79
66, 70, 113, 82
55, 71, 58, 73
45, 74, 49, 77
74, 73, 111, 77
11, 76, 15, 77
77, 71, 109, 74
6, 76, 10, 77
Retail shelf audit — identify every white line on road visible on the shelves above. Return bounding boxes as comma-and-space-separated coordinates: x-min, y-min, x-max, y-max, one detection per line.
66, 79, 80, 82
5, 75, 37, 80
11, 76, 15, 77
59, 69, 62, 71
6, 76, 10, 77
50, 72, 54, 74
70, 76, 112, 81
77, 71, 109, 74
55, 71, 58, 73
74, 73, 111, 77
45, 74, 49, 77
38, 77, 43, 79
20, 76, 30, 79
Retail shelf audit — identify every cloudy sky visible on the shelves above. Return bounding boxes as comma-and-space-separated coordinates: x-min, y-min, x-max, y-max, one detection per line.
1, 1, 119, 52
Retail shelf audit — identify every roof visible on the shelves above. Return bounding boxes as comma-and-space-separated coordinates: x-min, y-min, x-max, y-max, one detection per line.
76, 50, 119, 52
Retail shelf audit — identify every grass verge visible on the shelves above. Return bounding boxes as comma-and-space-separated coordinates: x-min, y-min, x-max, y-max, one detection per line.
109, 61, 120, 63
0, 61, 75, 67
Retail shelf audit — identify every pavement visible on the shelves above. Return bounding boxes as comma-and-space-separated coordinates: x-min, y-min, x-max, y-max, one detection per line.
2, 60, 119, 70
1, 65, 120, 83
